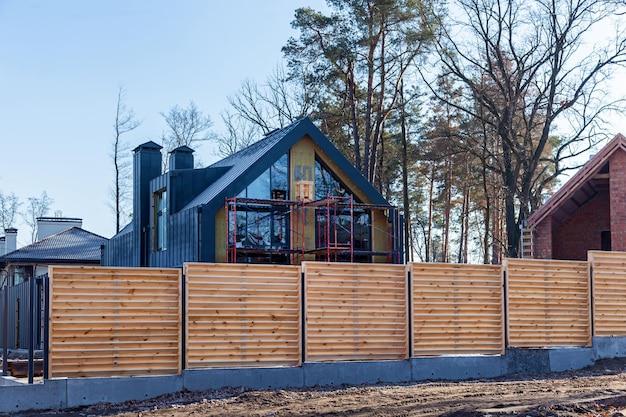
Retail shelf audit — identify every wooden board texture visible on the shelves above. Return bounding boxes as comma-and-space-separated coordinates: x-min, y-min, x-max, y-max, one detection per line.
49, 266, 182, 378
505, 258, 591, 348
411, 263, 504, 356
185, 263, 301, 368
303, 262, 408, 362
589, 251, 626, 336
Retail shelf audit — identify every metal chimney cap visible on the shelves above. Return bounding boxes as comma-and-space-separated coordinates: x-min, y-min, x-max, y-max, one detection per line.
133, 141, 163, 152
169, 145, 194, 154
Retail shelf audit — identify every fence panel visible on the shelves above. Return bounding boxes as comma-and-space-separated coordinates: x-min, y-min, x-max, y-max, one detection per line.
505, 258, 591, 347
304, 262, 408, 362
185, 263, 301, 368
589, 251, 626, 336
49, 266, 181, 378
411, 263, 504, 356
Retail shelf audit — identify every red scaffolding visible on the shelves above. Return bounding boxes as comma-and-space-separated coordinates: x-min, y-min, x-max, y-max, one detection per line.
225, 194, 399, 264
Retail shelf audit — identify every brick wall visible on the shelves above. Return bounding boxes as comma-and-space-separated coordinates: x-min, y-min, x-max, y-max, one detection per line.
552, 190, 610, 260
533, 216, 552, 259
610, 149, 626, 251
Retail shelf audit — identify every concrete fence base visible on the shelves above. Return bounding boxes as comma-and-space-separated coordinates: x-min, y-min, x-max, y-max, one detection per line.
2, 336, 625, 414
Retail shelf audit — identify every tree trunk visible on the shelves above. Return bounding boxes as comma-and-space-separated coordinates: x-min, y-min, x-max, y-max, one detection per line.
346, 66, 362, 172
399, 79, 411, 263
482, 164, 491, 264
442, 159, 452, 263
426, 163, 435, 262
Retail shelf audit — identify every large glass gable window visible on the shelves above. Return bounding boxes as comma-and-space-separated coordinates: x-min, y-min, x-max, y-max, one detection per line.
315, 158, 350, 200
230, 153, 289, 263
313, 156, 371, 261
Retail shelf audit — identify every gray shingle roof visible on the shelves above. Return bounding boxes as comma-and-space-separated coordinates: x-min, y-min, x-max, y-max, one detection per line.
182, 118, 304, 210
0, 227, 108, 264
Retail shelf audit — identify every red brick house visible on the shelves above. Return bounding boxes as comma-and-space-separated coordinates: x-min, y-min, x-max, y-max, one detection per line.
522, 133, 626, 260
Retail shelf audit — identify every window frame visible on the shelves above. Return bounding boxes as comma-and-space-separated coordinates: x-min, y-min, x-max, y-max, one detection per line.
153, 188, 168, 252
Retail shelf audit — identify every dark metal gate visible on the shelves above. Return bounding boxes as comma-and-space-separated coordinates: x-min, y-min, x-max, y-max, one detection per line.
1, 274, 48, 383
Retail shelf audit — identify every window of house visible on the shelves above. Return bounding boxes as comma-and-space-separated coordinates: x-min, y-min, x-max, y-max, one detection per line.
9, 265, 33, 286
601, 230, 612, 251
154, 189, 167, 251
315, 209, 372, 261
313, 156, 371, 261
229, 153, 290, 263
315, 158, 347, 199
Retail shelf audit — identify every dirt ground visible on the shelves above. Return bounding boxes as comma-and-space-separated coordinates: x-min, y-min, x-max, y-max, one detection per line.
10, 358, 626, 417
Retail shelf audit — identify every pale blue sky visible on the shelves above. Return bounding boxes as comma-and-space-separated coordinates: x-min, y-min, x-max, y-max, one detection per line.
1, 1, 625, 245
0, 0, 325, 243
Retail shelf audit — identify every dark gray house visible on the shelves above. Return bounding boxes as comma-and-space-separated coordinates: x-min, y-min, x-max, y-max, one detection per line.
102, 117, 403, 267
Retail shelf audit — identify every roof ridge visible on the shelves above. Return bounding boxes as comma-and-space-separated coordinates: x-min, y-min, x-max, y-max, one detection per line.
209, 118, 305, 168
0, 227, 106, 259
68, 227, 109, 241
528, 133, 626, 226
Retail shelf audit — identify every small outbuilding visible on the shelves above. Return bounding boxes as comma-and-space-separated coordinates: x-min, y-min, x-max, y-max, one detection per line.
523, 133, 626, 260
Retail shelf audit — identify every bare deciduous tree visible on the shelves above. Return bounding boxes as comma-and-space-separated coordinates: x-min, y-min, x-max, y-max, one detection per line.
23, 191, 53, 243
0, 191, 20, 230
424, 0, 626, 257
161, 101, 213, 152
112, 87, 140, 233
228, 66, 314, 134
216, 111, 259, 157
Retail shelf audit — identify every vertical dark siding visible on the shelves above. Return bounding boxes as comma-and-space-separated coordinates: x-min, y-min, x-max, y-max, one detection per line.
149, 207, 199, 267
102, 231, 135, 267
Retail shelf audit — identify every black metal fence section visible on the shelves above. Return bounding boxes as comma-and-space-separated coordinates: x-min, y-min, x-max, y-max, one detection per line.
1, 274, 48, 383
0, 278, 44, 350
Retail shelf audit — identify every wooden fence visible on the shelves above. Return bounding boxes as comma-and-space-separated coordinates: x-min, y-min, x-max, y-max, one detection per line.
48, 266, 182, 378
504, 259, 591, 348
185, 263, 301, 368
410, 263, 504, 356
303, 262, 408, 362
45, 255, 626, 378
589, 251, 626, 336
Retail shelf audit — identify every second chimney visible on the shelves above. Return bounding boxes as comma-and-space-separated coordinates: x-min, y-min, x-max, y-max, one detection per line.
169, 145, 194, 170
37, 217, 82, 241
4, 228, 17, 254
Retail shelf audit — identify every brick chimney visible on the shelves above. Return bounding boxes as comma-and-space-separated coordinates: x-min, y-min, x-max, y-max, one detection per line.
36, 217, 82, 241
132, 141, 163, 266
4, 228, 17, 254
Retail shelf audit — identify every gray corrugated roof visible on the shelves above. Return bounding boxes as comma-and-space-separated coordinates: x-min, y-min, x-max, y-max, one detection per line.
182, 118, 304, 210
0, 227, 108, 263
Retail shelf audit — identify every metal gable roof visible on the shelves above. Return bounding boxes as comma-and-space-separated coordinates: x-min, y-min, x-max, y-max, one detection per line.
182, 116, 389, 212
0, 227, 108, 264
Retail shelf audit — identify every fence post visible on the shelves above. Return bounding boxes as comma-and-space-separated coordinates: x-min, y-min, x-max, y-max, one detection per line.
502, 259, 509, 352
43, 275, 49, 380
406, 264, 412, 359
300, 266, 306, 365
180, 266, 186, 374
2, 287, 7, 376
28, 277, 35, 384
